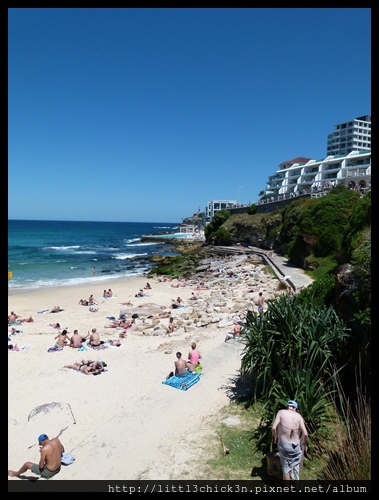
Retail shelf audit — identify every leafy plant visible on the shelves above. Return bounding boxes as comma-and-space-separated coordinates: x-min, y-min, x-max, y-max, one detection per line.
239, 294, 349, 453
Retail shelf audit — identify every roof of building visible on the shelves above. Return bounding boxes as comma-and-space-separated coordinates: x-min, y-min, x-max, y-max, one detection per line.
279, 157, 312, 167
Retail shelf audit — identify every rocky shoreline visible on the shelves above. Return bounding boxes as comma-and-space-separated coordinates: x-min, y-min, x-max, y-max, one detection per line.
124, 251, 292, 338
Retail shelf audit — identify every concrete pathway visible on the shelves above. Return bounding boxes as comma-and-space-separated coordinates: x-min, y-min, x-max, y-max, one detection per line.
213, 245, 314, 291
264, 252, 314, 291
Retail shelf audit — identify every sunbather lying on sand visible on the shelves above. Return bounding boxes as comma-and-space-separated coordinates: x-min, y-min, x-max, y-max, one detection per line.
64, 359, 107, 375
51, 306, 64, 313
105, 318, 135, 329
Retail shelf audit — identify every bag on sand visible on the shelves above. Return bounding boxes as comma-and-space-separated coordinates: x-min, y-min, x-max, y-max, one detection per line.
61, 453, 75, 466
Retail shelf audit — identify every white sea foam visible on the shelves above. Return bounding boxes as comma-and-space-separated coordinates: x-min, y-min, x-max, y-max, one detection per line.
47, 245, 80, 250
128, 242, 157, 247
114, 253, 148, 260
8, 267, 151, 291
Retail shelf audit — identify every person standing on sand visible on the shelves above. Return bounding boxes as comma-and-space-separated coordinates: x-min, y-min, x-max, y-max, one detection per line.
8, 433, 64, 479
167, 316, 175, 334
246, 303, 255, 324
257, 292, 265, 316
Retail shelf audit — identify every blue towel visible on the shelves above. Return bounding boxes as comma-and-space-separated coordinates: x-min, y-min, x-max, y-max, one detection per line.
162, 372, 202, 391
71, 345, 87, 351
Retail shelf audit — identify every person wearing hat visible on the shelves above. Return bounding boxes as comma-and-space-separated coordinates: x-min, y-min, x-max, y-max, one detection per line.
272, 400, 308, 481
8, 433, 64, 479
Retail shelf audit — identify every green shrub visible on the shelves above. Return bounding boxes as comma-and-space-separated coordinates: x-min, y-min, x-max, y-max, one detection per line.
240, 294, 349, 453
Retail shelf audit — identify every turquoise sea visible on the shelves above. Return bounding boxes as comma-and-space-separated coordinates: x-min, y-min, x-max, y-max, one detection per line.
8, 220, 181, 291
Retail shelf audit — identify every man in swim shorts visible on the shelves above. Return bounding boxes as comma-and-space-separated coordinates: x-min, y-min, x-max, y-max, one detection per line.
8, 433, 64, 479
272, 400, 308, 481
257, 292, 265, 316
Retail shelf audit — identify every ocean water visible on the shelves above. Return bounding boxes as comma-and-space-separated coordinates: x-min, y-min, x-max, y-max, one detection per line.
8, 220, 181, 291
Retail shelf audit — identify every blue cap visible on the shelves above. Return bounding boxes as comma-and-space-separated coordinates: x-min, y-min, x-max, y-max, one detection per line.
38, 434, 49, 443
287, 400, 298, 409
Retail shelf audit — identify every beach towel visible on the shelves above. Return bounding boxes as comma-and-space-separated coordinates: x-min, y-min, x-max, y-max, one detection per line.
47, 347, 63, 352
278, 441, 302, 480
89, 344, 108, 351
162, 372, 202, 391
71, 345, 87, 351
75, 369, 107, 375
10, 328, 22, 334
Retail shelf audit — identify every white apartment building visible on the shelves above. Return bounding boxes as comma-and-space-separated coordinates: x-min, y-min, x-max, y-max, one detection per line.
264, 114, 371, 199
327, 115, 371, 156
203, 115, 371, 221
265, 149, 371, 198
205, 200, 236, 222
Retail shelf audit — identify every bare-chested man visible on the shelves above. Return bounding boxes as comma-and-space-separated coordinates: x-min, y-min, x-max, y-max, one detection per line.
8, 434, 64, 479
272, 400, 308, 481
8, 311, 19, 324
69, 329, 88, 348
174, 352, 187, 376
257, 292, 265, 316
88, 328, 102, 347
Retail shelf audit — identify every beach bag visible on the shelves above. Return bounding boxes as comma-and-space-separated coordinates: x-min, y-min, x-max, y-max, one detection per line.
195, 362, 203, 373
265, 451, 282, 479
61, 452, 75, 466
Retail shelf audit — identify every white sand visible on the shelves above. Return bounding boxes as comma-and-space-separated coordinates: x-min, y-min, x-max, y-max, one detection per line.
8, 272, 255, 481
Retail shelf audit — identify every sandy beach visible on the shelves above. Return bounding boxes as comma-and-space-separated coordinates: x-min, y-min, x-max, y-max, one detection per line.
8, 256, 290, 481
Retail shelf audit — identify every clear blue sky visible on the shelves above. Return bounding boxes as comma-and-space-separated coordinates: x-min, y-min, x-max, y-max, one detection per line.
8, 8, 371, 223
